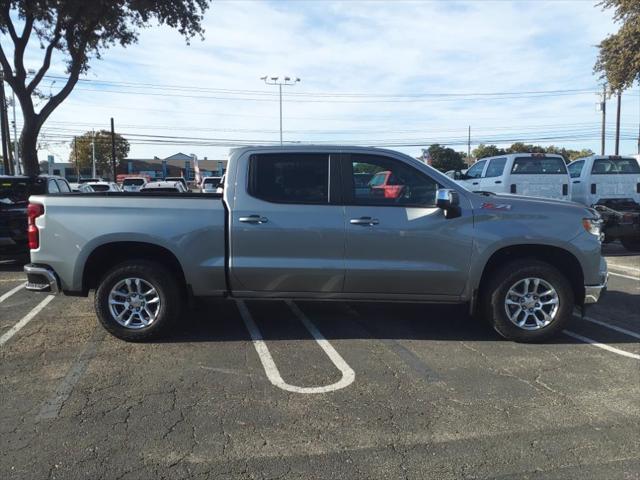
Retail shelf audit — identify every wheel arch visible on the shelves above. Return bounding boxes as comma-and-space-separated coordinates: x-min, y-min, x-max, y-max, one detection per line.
82, 241, 188, 295
474, 244, 585, 314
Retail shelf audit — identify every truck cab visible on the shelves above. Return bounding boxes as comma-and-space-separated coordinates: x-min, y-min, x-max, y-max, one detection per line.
457, 153, 570, 200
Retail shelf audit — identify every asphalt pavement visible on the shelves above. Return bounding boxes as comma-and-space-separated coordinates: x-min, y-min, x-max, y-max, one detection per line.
0, 245, 638, 480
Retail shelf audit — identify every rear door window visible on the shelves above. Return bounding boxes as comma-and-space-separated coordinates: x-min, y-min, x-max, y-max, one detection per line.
484, 158, 507, 178
47, 179, 60, 193
56, 179, 71, 192
248, 153, 329, 204
511, 156, 566, 174
567, 161, 584, 178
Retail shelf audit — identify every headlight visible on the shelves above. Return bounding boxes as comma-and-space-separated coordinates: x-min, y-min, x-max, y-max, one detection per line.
582, 217, 603, 238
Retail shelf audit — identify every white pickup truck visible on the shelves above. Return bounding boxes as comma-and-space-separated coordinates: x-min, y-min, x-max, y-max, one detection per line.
455, 153, 570, 200
568, 155, 640, 251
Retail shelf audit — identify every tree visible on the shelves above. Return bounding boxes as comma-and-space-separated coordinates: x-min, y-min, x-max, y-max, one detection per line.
594, 0, 640, 93
68, 130, 129, 176
427, 144, 465, 172
506, 142, 546, 154
0, 1, 210, 176
472, 144, 505, 160
544, 145, 594, 163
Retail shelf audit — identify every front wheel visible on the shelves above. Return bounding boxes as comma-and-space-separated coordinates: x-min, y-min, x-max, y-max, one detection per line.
95, 261, 183, 341
483, 260, 574, 342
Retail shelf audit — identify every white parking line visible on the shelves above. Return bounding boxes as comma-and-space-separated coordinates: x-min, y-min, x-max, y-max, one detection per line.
0, 282, 26, 304
608, 271, 639, 282
563, 330, 640, 360
236, 299, 355, 394
580, 315, 640, 341
0, 295, 54, 346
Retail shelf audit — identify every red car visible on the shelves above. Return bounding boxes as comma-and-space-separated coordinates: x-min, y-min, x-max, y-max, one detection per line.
368, 170, 405, 199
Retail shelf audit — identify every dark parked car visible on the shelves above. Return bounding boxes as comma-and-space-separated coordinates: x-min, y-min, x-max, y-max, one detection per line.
0, 175, 71, 259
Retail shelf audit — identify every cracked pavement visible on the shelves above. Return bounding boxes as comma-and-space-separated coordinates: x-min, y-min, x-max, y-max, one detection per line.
0, 245, 638, 479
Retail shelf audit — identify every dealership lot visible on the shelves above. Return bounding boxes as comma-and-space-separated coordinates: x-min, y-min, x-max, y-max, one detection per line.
1, 246, 638, 480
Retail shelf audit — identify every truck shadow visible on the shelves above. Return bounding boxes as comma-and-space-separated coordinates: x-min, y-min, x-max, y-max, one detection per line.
154, 293, 639, 345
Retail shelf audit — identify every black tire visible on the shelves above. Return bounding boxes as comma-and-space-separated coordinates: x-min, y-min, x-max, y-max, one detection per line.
620, 236, 640, 252
95, 260, 183, 341
483, 259, 574, 342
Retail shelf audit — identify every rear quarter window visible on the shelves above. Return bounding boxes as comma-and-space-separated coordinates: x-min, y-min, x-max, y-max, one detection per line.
511, 157, 567, 175
591, 158, 640, 174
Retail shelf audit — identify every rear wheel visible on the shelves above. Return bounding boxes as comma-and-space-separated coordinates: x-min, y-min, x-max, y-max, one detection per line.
95, 261, 183, 341
620, 236, 640, 252
483, 260, 574, 342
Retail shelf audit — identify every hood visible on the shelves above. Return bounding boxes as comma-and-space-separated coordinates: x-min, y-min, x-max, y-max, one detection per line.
469, 191, 592, 215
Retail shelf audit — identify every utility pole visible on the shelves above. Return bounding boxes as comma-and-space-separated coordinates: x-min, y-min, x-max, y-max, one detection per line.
0, 70, 9, 175
74, 136, 79, 180
614, 91, 621, 155
600, 85, 606, 155
260, 76, 301, 145
467, 125, 471, 159
91, 129, 96, 178
110, 118, 116, 182
11, 92, 20, 174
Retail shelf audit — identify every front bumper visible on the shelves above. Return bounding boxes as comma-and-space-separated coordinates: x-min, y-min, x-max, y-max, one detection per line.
24, 264, 60, 294
584, 260, 608, 304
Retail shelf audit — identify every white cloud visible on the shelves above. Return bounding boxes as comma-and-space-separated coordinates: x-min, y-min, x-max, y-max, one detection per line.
6, 0, 639, 162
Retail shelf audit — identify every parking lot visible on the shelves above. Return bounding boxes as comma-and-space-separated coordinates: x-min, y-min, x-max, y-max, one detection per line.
0, 245, 638, 480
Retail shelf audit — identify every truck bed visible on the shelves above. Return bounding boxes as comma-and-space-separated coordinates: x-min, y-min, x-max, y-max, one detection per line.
29, 192, 227, 296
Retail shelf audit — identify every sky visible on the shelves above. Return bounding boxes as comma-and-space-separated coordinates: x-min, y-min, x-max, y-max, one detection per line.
5, 0, 640, 163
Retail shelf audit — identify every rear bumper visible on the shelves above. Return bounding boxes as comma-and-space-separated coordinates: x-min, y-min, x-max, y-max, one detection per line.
24, 264, 60, 294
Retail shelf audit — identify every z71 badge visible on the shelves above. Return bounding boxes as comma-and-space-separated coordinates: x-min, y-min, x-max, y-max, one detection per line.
481, 202, 512, 210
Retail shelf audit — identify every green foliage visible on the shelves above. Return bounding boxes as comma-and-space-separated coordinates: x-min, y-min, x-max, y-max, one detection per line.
594, 0, 640, 93
68, 130, 130, 175
427, 144, 466, 172
471, 143, 594, 164
353, 162, 385, 174
0, 0, 210, 176
472, 144, 506, 159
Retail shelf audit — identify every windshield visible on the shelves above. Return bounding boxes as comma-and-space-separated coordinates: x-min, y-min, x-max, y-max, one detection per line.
511, 157, 566, 174
123, 178, 145, 186
89, 184, 111, 191
591, 158, 640, 174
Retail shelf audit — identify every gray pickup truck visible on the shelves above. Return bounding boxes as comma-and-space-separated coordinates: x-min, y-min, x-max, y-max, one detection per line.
24, 146, 607, 342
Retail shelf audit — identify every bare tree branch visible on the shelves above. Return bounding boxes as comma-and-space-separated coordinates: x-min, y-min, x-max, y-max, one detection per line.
2, 4, 19, 43
0, 42, 14, 81
27, 20, 63, 94
12, 13, 34, 82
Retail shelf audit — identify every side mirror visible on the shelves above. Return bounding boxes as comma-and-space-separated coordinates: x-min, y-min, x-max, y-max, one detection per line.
453, 170, 463, 180
436, 189, 461, 219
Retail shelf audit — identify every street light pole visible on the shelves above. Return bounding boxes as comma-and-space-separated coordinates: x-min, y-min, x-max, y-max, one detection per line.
260, 76, 301, 145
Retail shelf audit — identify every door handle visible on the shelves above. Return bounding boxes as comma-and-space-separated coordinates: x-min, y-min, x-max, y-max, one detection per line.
472, 181, 479, 185
494, 180, 502, 184
350, 216, 379, 226
239, 215, 268, 224
572, 180, 581, 184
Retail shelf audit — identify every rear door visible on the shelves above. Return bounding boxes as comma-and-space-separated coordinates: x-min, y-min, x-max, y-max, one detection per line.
509, 155, 569, 200
479, 157, 507, 193
567, 160, 586, 203
341, 153, 473, 297
229, 151, 345, 294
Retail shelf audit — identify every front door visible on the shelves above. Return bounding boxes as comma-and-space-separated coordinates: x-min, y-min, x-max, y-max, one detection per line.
341, 153, 473, 297
459, 159, 486, 191
479, 157, 507, 193
230, 152, 345, 294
